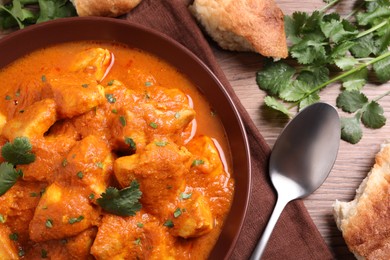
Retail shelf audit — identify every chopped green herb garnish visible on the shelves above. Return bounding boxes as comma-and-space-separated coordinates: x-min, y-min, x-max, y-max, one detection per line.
174, 112, 181, 119
145, 81, 152, 87
124, 137, 136, 150
105, 93, 116, 103
68, 215, 84, 224
96, 162, 103, 169
191, 159, 205, 167
137, 222, 144, 228
76, 171, 83, 179
163, 219, 174, 228
9, 232, 18, 241
41, 75, 47, 82
149, 122, 158, 129
119, 116, 127, 127
0, 214, 5, 223
97, 180, 142, 217
89, 193, 95, 200
173, 208, 182, 218
81, 84, 89, 88
155, 141, 168, 147
180, 192, 192, 200
45, 219, 53, 228
134, 238, 142, 245
62, 158, 68, 167
111, 109, 118, 114
41, 249, 48, 258
18, 249, 25, 257
0, 162, 23, 196
30, 192, 38, 197
1, 137, 36, 165
107, 80, 114, 86
5, 95, 11, 100
15, 89, 20, 97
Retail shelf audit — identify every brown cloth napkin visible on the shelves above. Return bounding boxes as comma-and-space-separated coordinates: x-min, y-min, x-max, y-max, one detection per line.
126, 1, 334, 259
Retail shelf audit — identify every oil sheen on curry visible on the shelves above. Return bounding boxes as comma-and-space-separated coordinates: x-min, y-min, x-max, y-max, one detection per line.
0, 41, 234, 259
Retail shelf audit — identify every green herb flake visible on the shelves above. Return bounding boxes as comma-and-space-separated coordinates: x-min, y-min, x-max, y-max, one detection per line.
119, 116, 127, 127
149, 122, 158, 129
191, 159, 205, 167
173, 208, 182, 218
124, 137, 136, 150
41, 249, 48, 258
137, 222, 144, 228
174, 112, 181, 119
9, 232, 18, 241
107, 80, 115, 86
97, 181, 142, 216
179, 192, 192, 200
111, 109, 118, 114
81, 84, 89, 88
45, 219, 53, 228
145, 81, 152, 87
0, 214, 5, 223
62, 158, 68, 167
89, 193, 95, 200
30, 192, 38, 197
155, 141, 168, 147
134, 238, 142, 245
105, 93, 116, 104
76, 171, 83, 179
5, 95, 11, 100
1, 137, 36, 165
163, 219, 174, 228
68, 215, 84, 224
18, 249, 25, 257
96, 162, 104, 169
41, 75, 47, 82
15, 89, 20, 97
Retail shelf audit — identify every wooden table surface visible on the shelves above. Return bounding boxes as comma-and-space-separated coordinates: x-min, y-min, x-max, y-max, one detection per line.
212, 0, 390, 259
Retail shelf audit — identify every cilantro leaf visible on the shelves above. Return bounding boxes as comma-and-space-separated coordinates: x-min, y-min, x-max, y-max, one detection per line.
341, 68, 368, 91
334, 56, 358, 71
1, 137, 35, 165
97, 181, 142, 216
340, 115, 363, 144
263, 96, 291, 117
298, 92, 320, 110
373, 53, 390, 82
256, 62, 295, 96
336, 90, 368, 113
290, 39, 327, 64
296, 66, 329, 87
36, 0, 76, 23
331, 41, 356, 60
361, 101, 386, 129
350, 34, 378, 58
0, 162, 23, 196
356, 6, 390, 26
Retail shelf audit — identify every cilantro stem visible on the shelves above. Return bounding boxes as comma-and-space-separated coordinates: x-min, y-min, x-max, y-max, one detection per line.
320, 0, 341, 13
344, 1, 365, 20
0, 5, 24, 29
374, 90, 390, 102
356, 20, 388, 39
289, 50, 390, 109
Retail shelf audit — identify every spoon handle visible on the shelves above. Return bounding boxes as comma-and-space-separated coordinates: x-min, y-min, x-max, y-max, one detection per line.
250, 195, 290, 260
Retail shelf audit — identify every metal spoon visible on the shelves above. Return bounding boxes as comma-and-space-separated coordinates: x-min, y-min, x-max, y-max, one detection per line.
250, 102, 340, 260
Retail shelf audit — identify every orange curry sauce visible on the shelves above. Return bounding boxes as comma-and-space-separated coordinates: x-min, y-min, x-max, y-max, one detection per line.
0, 41, 234, 259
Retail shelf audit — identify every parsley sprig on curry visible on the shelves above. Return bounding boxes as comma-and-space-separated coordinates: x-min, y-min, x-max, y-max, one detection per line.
0, 41, 234, 259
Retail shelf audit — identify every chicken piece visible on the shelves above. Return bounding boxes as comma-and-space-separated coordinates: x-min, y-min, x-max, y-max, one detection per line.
1, 99, 57, 141
70, 48, 113, 82
114, 140, 192, 214
56, 135, 114, 196
0, 224, 18, 260
140, 87, 195, 143
24, 228, 97, 260
170, 192, 214, 238
0, 181, 45, 244
29, 183, 100, 242
91, 213, 175, 260
0, 112, 6, 133
18, 135, 76, 182
186, 135, 224, 177
45, 73, 105, 119
4, 79, 43, 120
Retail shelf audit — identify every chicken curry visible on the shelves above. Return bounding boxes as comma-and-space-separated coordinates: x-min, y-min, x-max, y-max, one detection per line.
0, 41, 234, 259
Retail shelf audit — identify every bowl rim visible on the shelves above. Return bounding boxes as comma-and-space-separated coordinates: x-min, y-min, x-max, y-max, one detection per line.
0, 16, 252, 259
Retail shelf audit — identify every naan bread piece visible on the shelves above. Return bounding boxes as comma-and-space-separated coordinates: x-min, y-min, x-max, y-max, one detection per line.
333, 142, 390, 260
71, 0, 142, 17
189, 0, 288, 58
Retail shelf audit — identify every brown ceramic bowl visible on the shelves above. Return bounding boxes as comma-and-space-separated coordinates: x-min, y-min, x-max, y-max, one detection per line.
0, 17, 251, 259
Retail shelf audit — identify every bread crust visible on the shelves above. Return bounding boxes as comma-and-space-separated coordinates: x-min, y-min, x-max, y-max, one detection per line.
71, 0, 142, 17
189, 0, 288, 58
333, 143, 390, 260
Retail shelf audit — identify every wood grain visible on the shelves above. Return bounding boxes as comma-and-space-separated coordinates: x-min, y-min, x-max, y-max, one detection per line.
212, 0, 390, 259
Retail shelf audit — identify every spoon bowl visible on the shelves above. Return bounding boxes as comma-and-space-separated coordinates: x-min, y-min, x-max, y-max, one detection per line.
250, 102, 340, 259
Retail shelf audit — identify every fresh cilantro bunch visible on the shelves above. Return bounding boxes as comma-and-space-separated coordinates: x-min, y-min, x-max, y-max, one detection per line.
0, 0, 76, 29
257, 0, 390, 144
